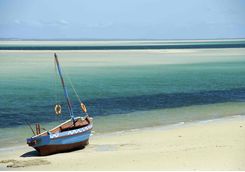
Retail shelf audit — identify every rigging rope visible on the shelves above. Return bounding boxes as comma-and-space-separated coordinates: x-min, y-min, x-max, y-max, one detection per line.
53, 56, 88, 116
63, 68, 82, 104
62, 67, 88, 114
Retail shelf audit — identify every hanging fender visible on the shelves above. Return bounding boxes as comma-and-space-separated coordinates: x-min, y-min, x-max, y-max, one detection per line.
80, 102, 87, 113
55, 104, 62, 115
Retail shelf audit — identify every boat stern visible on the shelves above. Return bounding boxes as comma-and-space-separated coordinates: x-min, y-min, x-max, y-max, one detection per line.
26, 135, 50, 148
27, 137, 37, 146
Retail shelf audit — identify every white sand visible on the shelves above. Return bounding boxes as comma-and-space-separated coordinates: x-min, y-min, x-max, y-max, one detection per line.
0, 116, 245, 170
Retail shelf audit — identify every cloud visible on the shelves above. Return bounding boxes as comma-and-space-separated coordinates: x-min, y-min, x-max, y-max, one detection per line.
13, 19, 42, 26
86, 22, 113, 28
57, 19, 69, 25
39, 19, 70, 26
14, 20, 21, 24
12, 19, 70, 27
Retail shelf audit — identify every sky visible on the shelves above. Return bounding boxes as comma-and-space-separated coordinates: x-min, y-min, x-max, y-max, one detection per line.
0, 0, 245, 40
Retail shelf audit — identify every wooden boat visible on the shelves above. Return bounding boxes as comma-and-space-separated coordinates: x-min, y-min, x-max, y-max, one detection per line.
26, 53, 93, 156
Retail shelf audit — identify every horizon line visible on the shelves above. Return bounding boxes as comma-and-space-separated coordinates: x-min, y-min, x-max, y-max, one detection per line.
1, 38, 245, 42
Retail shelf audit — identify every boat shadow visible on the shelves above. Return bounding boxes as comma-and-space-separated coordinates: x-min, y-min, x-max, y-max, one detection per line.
20, 150, 40, 157
20, 146, 86, 157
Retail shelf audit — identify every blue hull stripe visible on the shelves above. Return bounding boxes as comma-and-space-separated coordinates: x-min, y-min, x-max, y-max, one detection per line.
49, 131, 91, 145
27, 124, 92, 148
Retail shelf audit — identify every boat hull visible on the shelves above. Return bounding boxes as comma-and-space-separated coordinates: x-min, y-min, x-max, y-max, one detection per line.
27, 123, 93, 156
35, 139, 89, 156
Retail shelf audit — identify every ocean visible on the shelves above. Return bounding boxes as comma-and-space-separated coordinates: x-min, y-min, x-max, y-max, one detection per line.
1, 40, 245, 148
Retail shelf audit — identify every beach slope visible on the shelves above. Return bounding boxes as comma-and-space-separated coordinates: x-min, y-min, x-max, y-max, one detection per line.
0, 116, 245, 170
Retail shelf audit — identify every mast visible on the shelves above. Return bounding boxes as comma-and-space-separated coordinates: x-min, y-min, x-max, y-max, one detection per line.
54, 53, 75, 122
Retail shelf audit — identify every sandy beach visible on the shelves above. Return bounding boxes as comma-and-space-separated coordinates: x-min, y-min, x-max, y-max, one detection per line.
1, 0, 245, 169
0, 115, 244, 171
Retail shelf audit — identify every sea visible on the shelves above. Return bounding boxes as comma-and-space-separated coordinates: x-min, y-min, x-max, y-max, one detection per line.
1, 39, 245, 149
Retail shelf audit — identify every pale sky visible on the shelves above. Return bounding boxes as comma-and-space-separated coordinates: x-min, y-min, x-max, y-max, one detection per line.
0, 0, 245, 40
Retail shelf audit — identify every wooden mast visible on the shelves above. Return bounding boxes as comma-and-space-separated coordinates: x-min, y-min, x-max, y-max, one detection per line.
54, 53, 75, 122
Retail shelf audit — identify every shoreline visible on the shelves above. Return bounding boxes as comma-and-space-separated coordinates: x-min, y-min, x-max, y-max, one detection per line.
0, 114, 243, 151
0, 115, 244, 170
1, 101, 245, 150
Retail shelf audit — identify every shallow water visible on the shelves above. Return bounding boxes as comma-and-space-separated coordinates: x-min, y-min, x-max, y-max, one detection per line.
0, 45, 245, 148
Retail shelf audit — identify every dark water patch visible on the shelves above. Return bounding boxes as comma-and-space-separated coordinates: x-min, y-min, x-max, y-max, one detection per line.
1, 42, 245, 50
1, 88, 245, 128
86, 88, 245, 116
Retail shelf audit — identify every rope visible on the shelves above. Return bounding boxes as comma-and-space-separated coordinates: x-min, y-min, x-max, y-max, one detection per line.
63, 68, 82, 104
62, 67, 89, 115
54, 57, 88, 116
54, 58, 57, 104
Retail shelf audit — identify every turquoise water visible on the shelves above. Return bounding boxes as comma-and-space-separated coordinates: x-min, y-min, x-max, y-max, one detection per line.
0, 42, 245, 148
